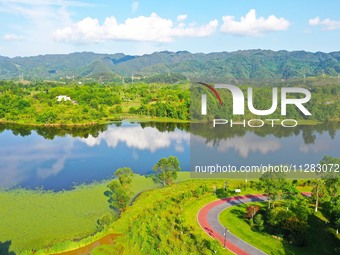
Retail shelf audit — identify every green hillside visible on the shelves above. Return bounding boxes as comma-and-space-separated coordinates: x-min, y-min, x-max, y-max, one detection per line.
1, 50, 339, 82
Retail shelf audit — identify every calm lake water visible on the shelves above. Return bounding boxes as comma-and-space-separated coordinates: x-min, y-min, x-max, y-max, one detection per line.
0, 122, 339, 190
0, 122, 190, 190
191, 122, 340, 178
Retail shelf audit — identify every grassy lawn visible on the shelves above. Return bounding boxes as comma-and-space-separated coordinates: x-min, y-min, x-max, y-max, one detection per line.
93, 179, 234, 255
219, 202, 340, 255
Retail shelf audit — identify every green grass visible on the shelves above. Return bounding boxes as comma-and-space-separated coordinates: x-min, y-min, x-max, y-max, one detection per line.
0, 175, 316, 255
99, 179, 234, 255
90, 179, 263, 255
28, 177, 246, 255
0, 173, 190, 254
219, 202, 340, 255
0, 182, 110, 253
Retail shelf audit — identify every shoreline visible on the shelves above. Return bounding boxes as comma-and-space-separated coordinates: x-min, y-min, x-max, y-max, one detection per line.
0, 116, 190, 127
1, 118, 337, 127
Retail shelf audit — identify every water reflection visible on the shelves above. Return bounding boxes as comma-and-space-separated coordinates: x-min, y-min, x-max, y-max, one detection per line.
205, 133, 281, 158
0, 136, 77, 187
0, 122, 339, 189
79, 125, 189, 152
190, 122, 340, 170
0, 122, 190, 190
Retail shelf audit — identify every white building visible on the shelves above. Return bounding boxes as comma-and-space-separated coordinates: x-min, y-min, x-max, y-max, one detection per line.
56, 95, 71, 102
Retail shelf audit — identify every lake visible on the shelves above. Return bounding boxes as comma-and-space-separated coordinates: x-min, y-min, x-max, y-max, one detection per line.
0, 122, 190, 190
0, 122, 339, 190
191, 122, 340, 178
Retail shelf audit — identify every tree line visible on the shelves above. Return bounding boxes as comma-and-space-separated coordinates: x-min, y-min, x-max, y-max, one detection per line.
0, 81, 190, 124
1, 80, 339, 125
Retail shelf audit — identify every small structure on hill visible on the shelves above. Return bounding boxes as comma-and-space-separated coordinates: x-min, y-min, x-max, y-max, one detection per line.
56, 95, 77, 104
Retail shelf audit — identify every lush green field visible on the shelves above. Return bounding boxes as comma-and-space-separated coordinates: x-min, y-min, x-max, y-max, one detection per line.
0, 173, 172, 254
219, 202, 340, 255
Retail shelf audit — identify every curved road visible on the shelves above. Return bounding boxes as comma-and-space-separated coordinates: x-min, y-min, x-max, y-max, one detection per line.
197, 194, 268, 255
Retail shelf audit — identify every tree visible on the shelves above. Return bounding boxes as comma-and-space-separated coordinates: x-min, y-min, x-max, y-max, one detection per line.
97, 212, 115, 230
153, 156, 181, 186
291, 196, 311, 221
282, 182, 300, 211
325, 177, 340, 197
282, 182, 299, 201
114, 167, 134, 187
260, 172, 286, 208
330, 196, 340, 234
282, 217, 308, 246
107, 181, 131, 214
320, 156, 340, 197
254, 214, 264, 231
245, 205, 260, 220
311, 179, 326, 212
267, 207, 294, 229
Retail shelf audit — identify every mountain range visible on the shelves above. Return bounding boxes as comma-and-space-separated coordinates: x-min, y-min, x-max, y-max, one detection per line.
0, 50, 339, 82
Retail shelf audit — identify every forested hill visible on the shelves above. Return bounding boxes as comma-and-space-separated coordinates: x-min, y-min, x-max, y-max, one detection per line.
0, 50, 339, 82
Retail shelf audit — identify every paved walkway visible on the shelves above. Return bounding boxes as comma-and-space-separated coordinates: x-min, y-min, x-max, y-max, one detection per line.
197, 194, 268, 255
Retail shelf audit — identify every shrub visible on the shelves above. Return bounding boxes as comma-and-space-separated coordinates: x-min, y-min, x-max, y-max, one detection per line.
254, 214, 264, 231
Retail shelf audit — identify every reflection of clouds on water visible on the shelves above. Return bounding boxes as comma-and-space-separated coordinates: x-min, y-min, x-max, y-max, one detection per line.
206, 134, 281, 158
132, 150, 139, 160
299, 140, 331, 153
36, 140, 74, 179
175, 143, 185, 152
0, 162, 26, 188
79, 126, 189, 153
0, 138, 75, 187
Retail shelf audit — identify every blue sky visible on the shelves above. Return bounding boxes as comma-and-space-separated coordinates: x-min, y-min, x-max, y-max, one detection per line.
0, 0, 339, 57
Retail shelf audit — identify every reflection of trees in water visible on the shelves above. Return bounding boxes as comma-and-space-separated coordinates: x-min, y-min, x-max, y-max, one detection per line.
190, 122, 340, 145
0, 121, 337, 144
0, 123, 108, 140
140, 122, 189, 132
0, 122, 190, 140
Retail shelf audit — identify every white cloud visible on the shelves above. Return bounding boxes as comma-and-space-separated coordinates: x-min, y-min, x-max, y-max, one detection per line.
0, 0, 90, 56
309, 17, 340, 31
53, 12, 218, 43
3, 33, 26, 41
131, 1, 139, 14
177, 14, 188, 22
78, 126, 189, 153
221, 9, 290, 36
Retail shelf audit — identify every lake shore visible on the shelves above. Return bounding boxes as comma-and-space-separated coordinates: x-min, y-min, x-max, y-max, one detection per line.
0, 115, 190, 127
